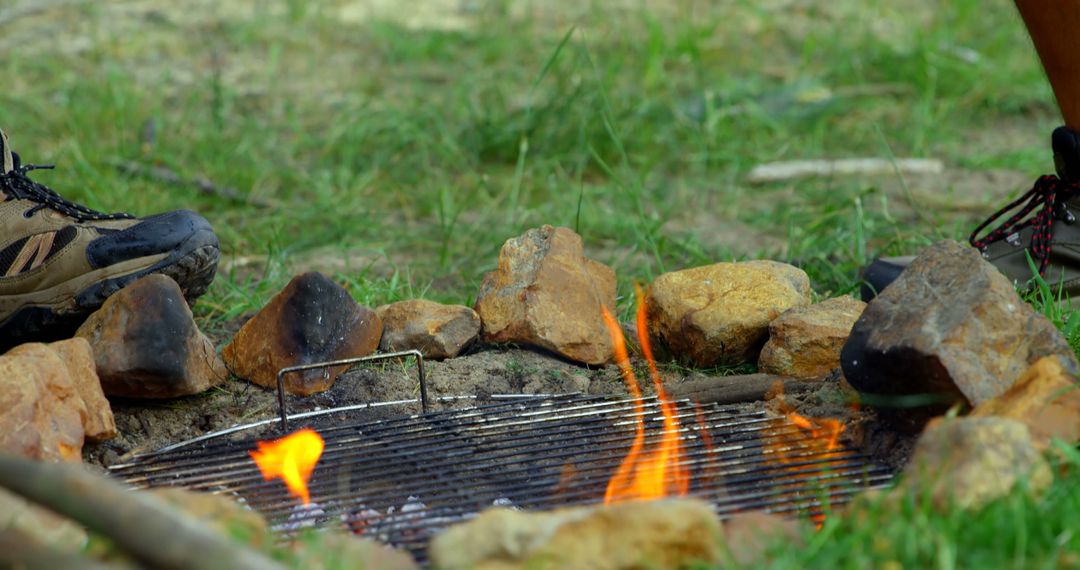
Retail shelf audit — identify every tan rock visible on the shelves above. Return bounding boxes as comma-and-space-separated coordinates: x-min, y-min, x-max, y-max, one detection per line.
51, 338, 116, 441
474, 226, 616, 366
150, 487, 270, 549
759, 295, 866, 379
287, 531, 419, 570
970, 355, 1080, 450
722, 511, 804, 567
0, 488, 86, 551
897, 416, 1052, 511
224, 272, 383, 396
75, 274, 227, 399
0, 340, 114, 462
376, 299, 480, 359
429, 498, 722, 570
647, 261, 811, 366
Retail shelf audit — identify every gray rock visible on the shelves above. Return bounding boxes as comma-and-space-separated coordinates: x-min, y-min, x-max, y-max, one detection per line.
75, 275, 227, 399
841, 240, 1079, 430
376, 300, 480, 359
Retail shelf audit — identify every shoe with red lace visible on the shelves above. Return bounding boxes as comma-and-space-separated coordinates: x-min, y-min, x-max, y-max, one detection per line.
861, 126, 1080, 300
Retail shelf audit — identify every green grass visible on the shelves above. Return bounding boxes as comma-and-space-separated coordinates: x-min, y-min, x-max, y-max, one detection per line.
3, 0, 1077, 566
714, 448, 1080, 569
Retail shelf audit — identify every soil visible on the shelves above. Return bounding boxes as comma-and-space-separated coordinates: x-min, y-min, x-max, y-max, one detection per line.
83, 344, 915, 472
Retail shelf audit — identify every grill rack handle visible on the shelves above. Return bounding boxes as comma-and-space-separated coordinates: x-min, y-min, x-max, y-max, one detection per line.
276, 350, 428, 431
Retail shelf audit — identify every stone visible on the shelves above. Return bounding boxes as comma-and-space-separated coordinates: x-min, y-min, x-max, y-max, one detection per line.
721, 511, 804, 567
0, 488, 87, 552
0, 339, 114, 462
75, 274, 227, 399
970, 355, 1080, 450
150, 487, 270, 549
842, 240, 1079, 430
223, 272, 383, 396
474, 226, 616, 366
759, 295, 866, 379
286, 531, 419, 570
50, 338, 116, 441
375, 299, 480, 359
647, 261, 811, 366
896, 416, 1052, 511
429, 498, 722, 570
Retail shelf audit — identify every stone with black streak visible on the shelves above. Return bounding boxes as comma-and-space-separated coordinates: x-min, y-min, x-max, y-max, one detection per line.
76, 274, 226, 398
223, 272, 382, 396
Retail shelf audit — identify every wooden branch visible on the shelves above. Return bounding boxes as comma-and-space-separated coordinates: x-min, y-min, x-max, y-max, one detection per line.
746, 158, 944, 184
668, 373, 811, 405
0, 454, 285, 570
108, 159, 275, 208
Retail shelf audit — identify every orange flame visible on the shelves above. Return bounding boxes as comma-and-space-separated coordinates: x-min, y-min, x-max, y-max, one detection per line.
249, 428, 325, 505
768, 382, 845, 463
602, 284, 689, 504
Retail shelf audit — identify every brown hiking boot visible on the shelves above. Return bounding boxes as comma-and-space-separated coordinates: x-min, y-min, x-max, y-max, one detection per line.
861, 126, 1080, 300
0, 129, 219, 349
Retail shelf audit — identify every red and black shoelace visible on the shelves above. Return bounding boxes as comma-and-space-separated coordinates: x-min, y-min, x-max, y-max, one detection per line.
969, 174, 1080, 276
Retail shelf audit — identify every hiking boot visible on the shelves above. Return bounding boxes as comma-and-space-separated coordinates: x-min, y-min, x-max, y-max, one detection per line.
0, 129, 220, 349
861, 126, 1080, 301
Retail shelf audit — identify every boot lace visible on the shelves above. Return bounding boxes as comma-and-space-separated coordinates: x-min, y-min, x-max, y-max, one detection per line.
969, 174, 1080, 276
0, 152, 133, 222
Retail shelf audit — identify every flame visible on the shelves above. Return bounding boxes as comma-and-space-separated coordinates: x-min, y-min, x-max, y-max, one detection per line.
602, 284, 689, 504
767, 382, 845, 463
249, 428, 325, 505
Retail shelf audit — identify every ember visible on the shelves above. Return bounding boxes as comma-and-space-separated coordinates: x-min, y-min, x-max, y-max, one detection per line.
249, 428, 325, 505
601, 285, 689, 504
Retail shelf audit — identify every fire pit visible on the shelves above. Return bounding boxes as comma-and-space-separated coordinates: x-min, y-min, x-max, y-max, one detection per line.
109, 357, 894, 566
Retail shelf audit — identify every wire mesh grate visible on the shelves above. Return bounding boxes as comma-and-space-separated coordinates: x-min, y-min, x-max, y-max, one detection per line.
109, 394, 893, 565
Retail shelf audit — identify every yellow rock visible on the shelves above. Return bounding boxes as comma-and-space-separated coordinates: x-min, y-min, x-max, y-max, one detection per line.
759, 295, 865, 379
970, 355, 1080, 450
429, 499, 722, 570
647, 261, 811, 366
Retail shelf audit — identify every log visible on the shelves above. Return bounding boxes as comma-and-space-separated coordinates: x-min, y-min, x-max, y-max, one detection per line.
0, 454, 284, 570
668, 373, 811, 405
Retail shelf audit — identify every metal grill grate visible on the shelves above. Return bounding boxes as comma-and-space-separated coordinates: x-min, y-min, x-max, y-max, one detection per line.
109, 394, 894, 565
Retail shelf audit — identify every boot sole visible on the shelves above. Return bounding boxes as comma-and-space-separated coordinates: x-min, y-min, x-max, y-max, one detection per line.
0, 227, 219, 349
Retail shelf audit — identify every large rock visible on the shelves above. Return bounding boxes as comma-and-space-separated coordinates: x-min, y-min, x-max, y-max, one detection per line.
474, 226, 616, 366
75, 274, 227, 398
842, 240, 1079, 430
970, 355, 1080, 450
376, 299, 480, 359
429, 498, 722, 570
647, 261, 811, 366
0, 489, 87, 552
0, 339, 114, 461
759, 295, 865, 379
721, 512, 804, 567
223, 272, 383, 396
896, 416, 1052, 511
